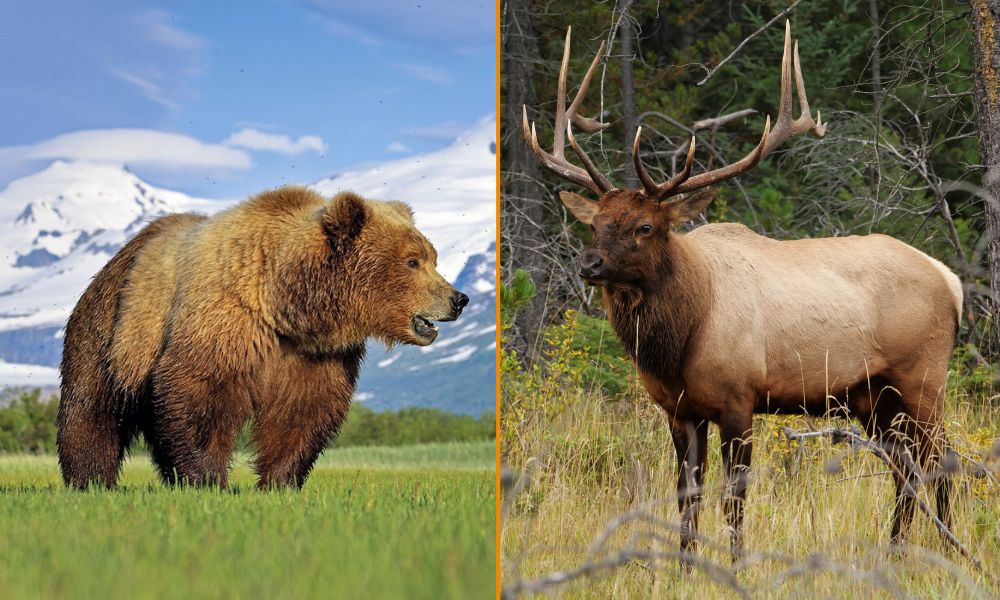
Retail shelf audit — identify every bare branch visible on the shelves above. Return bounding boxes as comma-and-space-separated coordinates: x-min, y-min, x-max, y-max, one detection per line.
696, 0, 806, 87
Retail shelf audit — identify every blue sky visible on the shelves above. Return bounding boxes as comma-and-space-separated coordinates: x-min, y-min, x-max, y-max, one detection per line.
0, 0, 496, 197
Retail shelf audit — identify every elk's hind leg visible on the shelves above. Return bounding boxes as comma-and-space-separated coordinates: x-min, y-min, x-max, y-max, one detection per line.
875, 366, 950, 548
720, 411, 753, 561
893, 366, 952, 544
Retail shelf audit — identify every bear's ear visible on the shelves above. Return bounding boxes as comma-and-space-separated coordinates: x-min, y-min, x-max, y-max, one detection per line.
321, 193, 368, 257
386, 201, 415, 224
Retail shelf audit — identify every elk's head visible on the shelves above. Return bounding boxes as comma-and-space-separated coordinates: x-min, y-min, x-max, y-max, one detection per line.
523, 22, 826, 287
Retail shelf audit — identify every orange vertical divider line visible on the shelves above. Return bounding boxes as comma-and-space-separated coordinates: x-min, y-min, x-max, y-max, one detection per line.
493, 0, 502, 597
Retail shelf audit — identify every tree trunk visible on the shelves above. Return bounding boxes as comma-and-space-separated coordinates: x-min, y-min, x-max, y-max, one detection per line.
869, 0, 882, 125
970, 0, 1000, 356
500, 0, 547, 360
618, 0, 639, 188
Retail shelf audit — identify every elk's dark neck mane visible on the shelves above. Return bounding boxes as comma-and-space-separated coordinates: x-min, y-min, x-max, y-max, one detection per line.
602, 233, 710, 380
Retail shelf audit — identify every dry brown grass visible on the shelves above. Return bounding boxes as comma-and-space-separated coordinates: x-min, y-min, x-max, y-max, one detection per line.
500, 382, 1000, 598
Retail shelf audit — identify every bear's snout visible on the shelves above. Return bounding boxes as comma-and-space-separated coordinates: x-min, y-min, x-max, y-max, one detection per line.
451, 291, 469, 317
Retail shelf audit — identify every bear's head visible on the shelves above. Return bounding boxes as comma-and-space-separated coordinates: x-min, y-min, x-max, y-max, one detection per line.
275, 190, 469, 351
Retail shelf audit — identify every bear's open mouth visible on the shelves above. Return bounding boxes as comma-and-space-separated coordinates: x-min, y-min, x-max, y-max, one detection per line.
411, 315, 439, 343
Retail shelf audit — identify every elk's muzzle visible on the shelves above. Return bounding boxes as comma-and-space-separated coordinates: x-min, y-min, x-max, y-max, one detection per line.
577, 250, 606, 281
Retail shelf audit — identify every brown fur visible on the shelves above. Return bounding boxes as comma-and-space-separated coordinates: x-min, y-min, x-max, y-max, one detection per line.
562, 188, 960, 558
58, 186, 464, 489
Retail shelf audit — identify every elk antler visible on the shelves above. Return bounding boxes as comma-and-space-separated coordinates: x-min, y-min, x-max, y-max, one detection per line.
633, 20, 826, 201
522, 27, 614, 196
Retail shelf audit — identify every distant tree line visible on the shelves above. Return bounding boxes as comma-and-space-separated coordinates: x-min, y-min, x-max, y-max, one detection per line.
0, 390, 494, 454
332, 405, 495, 447
0, 390, 57, 453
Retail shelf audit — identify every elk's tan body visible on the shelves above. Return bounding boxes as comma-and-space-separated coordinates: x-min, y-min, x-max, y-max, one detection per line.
621, 223, 961, 421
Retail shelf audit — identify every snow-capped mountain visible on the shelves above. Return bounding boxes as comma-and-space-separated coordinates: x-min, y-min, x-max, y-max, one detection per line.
0, 119, 496, 415
0, 161, 220, 369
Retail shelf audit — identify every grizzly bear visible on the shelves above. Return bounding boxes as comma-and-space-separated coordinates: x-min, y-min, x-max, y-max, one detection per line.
57, 186, 469, 489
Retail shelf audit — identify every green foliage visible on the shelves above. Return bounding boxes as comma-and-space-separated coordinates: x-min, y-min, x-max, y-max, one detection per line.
499, 268, 537, 330
501, 309, 639, 458
333, 405, 495, 448
0, 390, 58, 454
539, 311, 633, 397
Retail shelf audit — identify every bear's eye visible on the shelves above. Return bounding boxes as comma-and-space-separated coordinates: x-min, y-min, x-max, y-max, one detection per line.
637, 224, 652, 235
407, 258, 419, 269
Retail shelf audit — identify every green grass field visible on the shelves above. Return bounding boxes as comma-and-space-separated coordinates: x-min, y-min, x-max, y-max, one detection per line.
0, 441, 496, 599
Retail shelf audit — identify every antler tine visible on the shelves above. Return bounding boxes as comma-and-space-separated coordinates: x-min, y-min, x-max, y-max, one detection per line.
523, 112, 604, 195
520, 26, 614, 195
569, 121, 615, 193
793, 40, 826, 137
568, 40, 610, 133
660, 115, 770, 198
551, 27, 572, 159
633, 126, 661, 197
632, 20, 822, 201
632, 127, 697, 199
776, 20, 794, 130
764, 20, 825, 154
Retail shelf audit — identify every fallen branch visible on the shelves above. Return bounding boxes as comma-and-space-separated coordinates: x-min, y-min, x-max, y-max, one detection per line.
782, 426, 983, 571
501, 547, 752, 600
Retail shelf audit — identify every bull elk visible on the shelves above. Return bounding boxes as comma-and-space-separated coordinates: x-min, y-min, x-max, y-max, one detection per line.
522, 22, 959, 560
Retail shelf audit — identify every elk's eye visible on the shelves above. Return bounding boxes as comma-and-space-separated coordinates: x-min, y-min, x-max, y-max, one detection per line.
638, 224, 652, 235
407, 258, 419, 269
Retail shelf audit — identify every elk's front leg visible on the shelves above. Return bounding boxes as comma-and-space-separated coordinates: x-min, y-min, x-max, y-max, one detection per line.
720, 414, 753, 561
671, 418, 708, 560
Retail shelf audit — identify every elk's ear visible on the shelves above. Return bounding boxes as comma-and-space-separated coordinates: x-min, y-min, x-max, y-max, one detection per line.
559, 191, 599, 224
664, 190, 715, 224
322, 193, 368, 256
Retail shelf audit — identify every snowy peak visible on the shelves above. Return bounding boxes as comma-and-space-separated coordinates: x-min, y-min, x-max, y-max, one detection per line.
453, 242, 496, 295
0, 161, 214, 271
0, 162, 222, 334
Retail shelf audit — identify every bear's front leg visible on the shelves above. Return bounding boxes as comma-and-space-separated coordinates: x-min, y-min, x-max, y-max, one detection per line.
151, 366, 253, 487
253, 352, 358, 488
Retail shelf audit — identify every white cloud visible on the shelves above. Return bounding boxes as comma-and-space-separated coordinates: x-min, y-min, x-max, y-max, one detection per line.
402, 121, 472, 141
135, 9, 206, 52
297, 1, 493, 49
306, 13, 382, 46
390, 63, 452, 85
223, 128, 328, 155
0, 129, 252, 171
386, 141, 411, 153
112, 69, 179, 112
